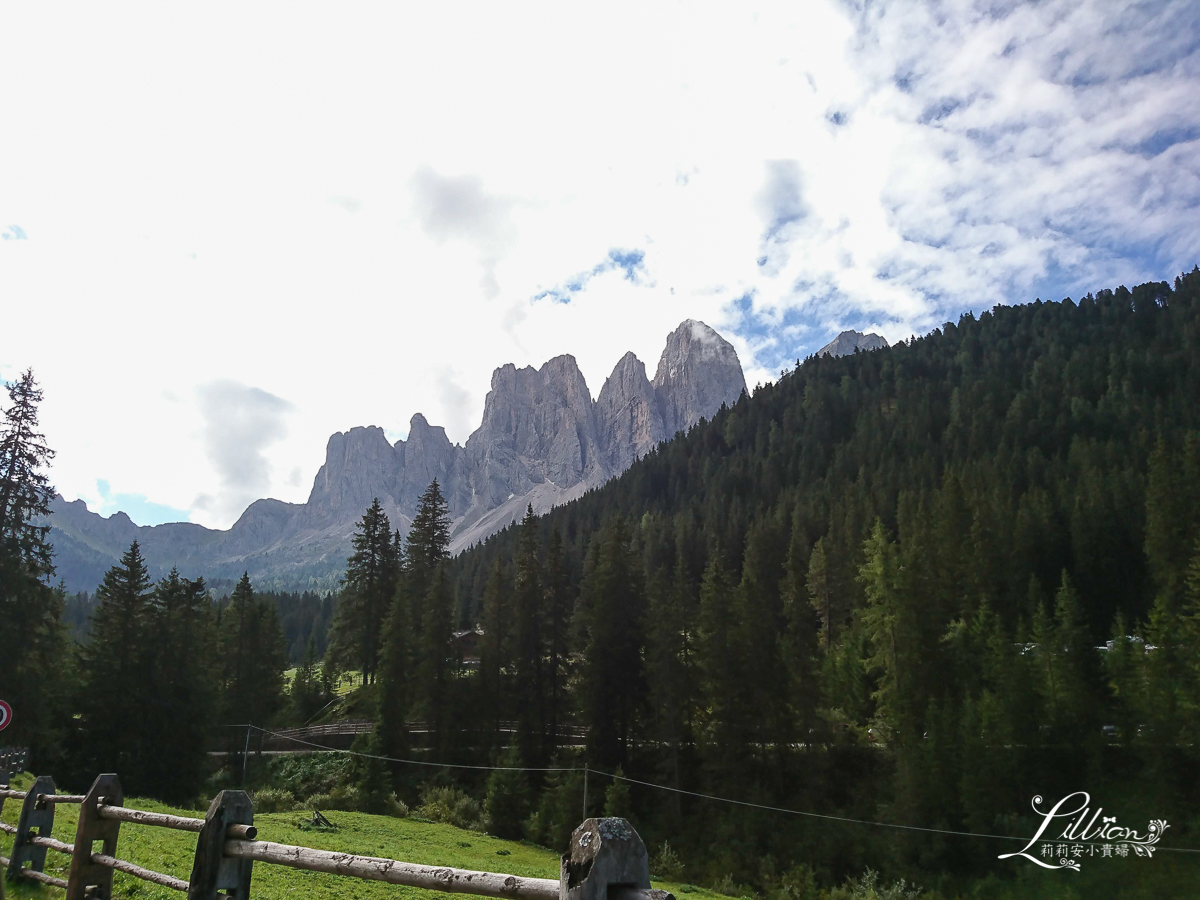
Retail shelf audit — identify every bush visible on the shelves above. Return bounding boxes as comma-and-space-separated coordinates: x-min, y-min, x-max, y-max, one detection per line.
417, 785, 484, 830
251, 788, 298, 813
766, 865, 818, 900
651, 842, 685, 881
484, 748, 529, 839
307, 786, 364, 812
824, 869, 923, 900
526, 768, 583, 851
602, 767, 632, 819
269, 753, 352, 799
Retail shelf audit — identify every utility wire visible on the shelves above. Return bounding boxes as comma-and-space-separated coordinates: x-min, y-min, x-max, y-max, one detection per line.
244, 724, 578, 772
223, 724, 1200, 855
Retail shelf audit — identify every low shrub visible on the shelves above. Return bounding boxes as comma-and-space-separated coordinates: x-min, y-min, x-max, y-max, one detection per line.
251, 788, 298, 813
417, 785, 484, 830
651, 842, 685, 881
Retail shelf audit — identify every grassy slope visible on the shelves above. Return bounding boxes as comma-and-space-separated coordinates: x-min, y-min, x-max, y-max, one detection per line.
1, 774, 718, 900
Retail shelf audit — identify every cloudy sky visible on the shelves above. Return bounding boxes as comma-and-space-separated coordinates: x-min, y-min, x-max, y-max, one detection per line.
2, 1, 1198, 529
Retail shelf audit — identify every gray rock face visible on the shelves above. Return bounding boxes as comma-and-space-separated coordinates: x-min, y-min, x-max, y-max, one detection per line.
45, 320, 747, 591
595, 352, 666, 473
815, 330, 888, 359
653, 320, 746, 435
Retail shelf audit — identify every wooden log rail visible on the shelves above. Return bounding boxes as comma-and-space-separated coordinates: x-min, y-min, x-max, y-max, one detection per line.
3, 772, 672, 900
95, 801, 257, 839
223, 839, 561, 899
0, 854, 69, 889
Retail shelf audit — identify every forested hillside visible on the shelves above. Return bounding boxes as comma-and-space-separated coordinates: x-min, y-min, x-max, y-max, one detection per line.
432, 269, 1200, 883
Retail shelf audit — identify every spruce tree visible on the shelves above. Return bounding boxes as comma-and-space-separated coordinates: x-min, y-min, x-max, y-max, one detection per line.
602, 766, 632, 819
0, 369, 55, 575
75, 541, 154, 784
393, 480, 453, 757
543, 528, 571, 755
290, 633, 326, 723
806, 537, 838, 651
141, 568, 217, 802
478, 557, 510, 753
326, 498, 397, 683
407, 479, 451, 626
696, 549, 746, 774
857, 519, 911, 742
512, 505, 545, 766
376, 535, 412, 770
0, 369, 68, 765
578, 517, 646, 770
419, 562, 453, 757
219, 572, 288, 732
483, 746, 529, 840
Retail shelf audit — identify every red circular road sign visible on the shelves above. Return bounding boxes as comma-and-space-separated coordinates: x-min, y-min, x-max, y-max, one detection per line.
0, 700, 11, 732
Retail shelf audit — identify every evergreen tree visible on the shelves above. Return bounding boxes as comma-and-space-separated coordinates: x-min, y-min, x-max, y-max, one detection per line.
478, 557, 510, 752
0, 369, 55, 574
484, 746, 529, 840
543, 528, 571, 756
1049, 572, 1103, 745
806, 537, 838, 651
290, 633, 327, 723
218, 572, 288, 731
577, 517, 646, 770
376, 529, 411, 768
644, 553, 697, 813
512, 505, 545, 766
407, 479, 452, 632
141, 568, 218, 802
857, 520, 914, 743
0, 369, 69, 764
602, 766, 632, 819
418, 562, 453, 757
74, 541, 154, 784
326, 498, 397, 683
387, 480, 454, 757
696, 549, 747, 774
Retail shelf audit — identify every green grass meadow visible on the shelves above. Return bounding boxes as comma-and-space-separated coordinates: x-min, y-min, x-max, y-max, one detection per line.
1, 773, 719, 900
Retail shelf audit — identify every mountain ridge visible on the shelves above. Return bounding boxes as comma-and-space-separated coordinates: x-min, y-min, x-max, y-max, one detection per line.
45, 320, 747, 592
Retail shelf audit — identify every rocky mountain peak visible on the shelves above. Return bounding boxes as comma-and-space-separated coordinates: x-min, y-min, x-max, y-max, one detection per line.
596, 351, 664, 472
653, 319, 747, 436
815, 330, 889, 359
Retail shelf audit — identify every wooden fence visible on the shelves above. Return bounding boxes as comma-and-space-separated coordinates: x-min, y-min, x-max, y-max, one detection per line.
1, 771, 671, 900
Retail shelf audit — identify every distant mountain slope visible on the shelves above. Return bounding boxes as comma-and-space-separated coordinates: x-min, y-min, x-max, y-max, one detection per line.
45, 320, 746, 592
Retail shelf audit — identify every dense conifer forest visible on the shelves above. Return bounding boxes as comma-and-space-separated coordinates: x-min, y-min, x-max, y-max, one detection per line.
4, 270, 1200, 896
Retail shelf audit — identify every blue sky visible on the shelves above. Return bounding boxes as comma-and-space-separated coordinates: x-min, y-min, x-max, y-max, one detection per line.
1, 0, 1197, 527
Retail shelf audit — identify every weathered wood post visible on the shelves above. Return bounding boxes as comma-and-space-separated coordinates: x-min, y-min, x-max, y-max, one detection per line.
6, 774, 56, 879
561, 818, 673, 900
188, 790, 254, 900
66, 773, 124, 900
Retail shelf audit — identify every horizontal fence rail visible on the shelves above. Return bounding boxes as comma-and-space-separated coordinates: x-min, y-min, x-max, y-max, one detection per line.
224, 838, 561, 899
0, 770, 674, 900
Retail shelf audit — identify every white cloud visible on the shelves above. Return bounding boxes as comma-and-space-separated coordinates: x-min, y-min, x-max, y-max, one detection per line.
1, 0, 1196, 527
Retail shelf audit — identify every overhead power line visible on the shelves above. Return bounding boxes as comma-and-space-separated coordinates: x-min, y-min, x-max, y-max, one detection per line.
227, 724, 1200, 855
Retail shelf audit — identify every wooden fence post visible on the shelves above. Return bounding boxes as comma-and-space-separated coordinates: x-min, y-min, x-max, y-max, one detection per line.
6, 775, 56, 880
188, 790, 254, 900
560, 818, 672, 900
66, 774, 124, 900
